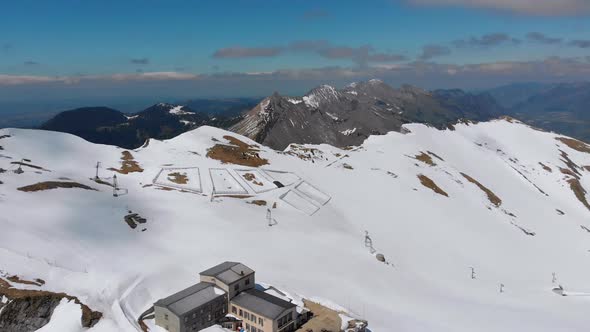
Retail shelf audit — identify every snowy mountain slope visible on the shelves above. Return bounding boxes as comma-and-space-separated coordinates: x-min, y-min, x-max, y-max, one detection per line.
0, 119, 589, 331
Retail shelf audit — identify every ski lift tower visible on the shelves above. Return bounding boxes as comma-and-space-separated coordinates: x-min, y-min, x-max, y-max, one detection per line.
113, 174, 119, 197
95, 161, 101, 180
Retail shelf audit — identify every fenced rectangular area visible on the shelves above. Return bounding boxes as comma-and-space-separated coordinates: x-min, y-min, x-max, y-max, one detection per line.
209, 168, 249, 195
153, 167, 202, 193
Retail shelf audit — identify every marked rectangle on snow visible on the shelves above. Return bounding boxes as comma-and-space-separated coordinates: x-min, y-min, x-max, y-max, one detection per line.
280, 190, 320, 215
294, 181, 331, 206
261, 170, 301, 186
234, 169, 278, 193
209, 168, 249, 195
153, 167, 203, 193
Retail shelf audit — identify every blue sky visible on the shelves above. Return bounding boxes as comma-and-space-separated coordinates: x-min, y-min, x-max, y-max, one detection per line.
1, 0, 590, 111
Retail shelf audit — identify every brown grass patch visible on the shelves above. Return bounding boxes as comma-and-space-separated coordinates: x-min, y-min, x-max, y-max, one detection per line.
414, 152, 436, 166
242, 172, 263, 186
18, 181, 97, 192
0, 277, 102, 328
167, 172, 189, 184
461, 173, 502, 207
206, 135, 268, 167
248, 200, 267, 206
556, 137, 590, 154
418, 174, 448, 197
10, 161, 50, 171
108, 151, 144, 174
6, 275, 45, 287
298, 300, 342, 332
567, 178, 590, 211
539, 162, 552, 172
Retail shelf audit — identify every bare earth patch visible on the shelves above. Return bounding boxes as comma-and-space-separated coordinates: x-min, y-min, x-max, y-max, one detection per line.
297, 300, 341, 332
108, 151, 144, 174
206, 135, 268, 167
556, 137, 590, 153
248, 200, 267, 206
559, 150, 581, 178
167, 172, 189, 184
242, 172, 263, 186
0, 277, 102, 328
414, 152, 436, 166
6, 275, 45, 287
18, 181, 97, 192
428, 151, 444, 161
567, 178, 590, 211
342, 163, 354, 170
283, 144, 327, 162
539, 162, 552, 172
460, 173, 502, 207
10, 161, 50, 172
418, 174, 448, 197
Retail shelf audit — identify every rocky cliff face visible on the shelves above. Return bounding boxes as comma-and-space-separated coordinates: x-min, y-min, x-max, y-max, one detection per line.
0, 295, 63, 332
231, 79, 504, 150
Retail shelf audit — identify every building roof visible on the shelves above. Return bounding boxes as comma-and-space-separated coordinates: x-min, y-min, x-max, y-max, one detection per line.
200, 261, 254, 285
231, 289, 295, 319
154, 282, 226, 316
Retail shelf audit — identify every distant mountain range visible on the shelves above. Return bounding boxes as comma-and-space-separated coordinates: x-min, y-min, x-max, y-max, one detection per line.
40, 99, 257, 149
37, 80, 590, 150
230, 80, 504, 149
488, 82, 590, 143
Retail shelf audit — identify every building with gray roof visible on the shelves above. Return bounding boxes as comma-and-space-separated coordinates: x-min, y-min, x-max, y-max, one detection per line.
154, 262, 304, 332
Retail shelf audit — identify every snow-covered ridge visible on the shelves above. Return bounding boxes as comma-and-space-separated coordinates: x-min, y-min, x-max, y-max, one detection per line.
168, 105, 192, 115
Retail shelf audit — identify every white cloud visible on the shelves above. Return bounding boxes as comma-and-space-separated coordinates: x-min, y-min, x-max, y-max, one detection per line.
407, 0, 590, 16
0, 75, 75, 85
0, 72, 199, 86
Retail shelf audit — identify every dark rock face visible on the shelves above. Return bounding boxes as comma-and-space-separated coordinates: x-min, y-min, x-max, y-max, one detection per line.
0, 295, 62, 332
41, 102, 247, 149
231, 80, 504, 150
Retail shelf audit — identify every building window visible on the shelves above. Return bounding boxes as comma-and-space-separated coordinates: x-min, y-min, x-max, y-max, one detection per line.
192, 313, 196, 319
245, 278, 250, 285
234, 284, 239, 291
208, 314, 211, 321
259, 317, 263, 326
251, 314, 256, 322
232, 306, 237, 314
245, 312, 250, 320
239, 309, 243, 317
246, 323, 251, 331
